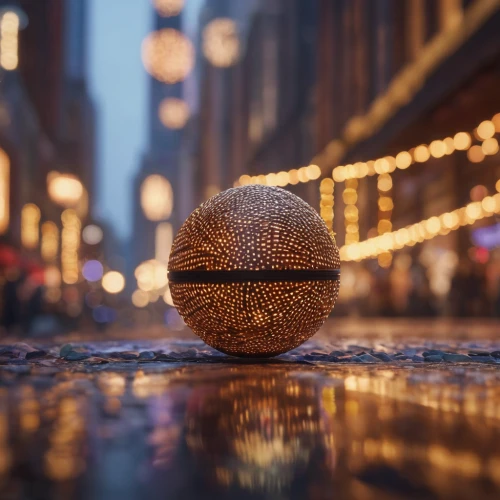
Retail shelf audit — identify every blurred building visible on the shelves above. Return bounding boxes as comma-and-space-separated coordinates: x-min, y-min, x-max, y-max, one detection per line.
194, 0, 319, 205
131, 10, 184, 276
193, 0, 500, 317
0, 0, 96, 329
313, 0, 500, 314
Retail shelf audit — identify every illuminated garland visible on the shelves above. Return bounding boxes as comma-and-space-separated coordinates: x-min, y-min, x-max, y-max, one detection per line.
318, 114, 499, 259
343, 179, 359, 245
377, 173, 393, 268
319, 179, 334, 233
340, 191, 500, 263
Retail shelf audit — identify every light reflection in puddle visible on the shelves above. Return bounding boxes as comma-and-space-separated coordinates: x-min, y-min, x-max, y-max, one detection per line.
0, 364, 497, 499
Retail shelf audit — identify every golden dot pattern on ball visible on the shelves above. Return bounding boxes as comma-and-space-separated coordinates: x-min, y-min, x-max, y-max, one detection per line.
168, 185, 340, 357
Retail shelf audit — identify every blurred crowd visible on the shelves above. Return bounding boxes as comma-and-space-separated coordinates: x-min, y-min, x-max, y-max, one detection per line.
1, 251, 499, 338
337, 255, 500, 318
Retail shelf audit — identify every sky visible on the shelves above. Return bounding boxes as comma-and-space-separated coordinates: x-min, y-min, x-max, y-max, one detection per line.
88, 0, 151, 242
88, 0, 204, 243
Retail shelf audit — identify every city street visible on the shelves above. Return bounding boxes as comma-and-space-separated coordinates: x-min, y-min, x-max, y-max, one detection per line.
0, 319, 499, 500
1, 0, 500, 498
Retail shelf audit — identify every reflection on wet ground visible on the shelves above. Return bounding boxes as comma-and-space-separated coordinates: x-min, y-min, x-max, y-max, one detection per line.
0, 360, 499, 500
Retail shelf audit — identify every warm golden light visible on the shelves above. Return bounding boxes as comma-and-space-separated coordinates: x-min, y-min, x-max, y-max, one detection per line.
377, 174, 393, 191
319, 178, 334, 232
132, 289, 149, 308
443, 137, 455, 155
467, 145, 484, 163
414, 145, 430, 162
340, 189, 500, 263
0, 149, 9, 234
163, 286, 174, 306
158, 98, 190, 129
47, 172, 83, 207
482, 137, 499, 156
21, 204, 41, 249
135, 259, 168, 292
140, 175, 173, 221
378, 252, 392, 268
0, 11, 19, 70
155, 222, 173, 264
102, 271, 125, 294
306, 164, 321, 180
152, 0, 184, 17
429, 140, 446, 158
377, 219, 392, 234
44, 266, 61, 288
342, 188, 357, 205
203, 18, 240, 68
378, 196, 394, 211
61, 209, 80, 285
344, 179, 359, 245
453, 132, 471, 150
395, 151, 412, 169
493, 113, 500, 133
142, 29, 194, 84
476, 120, 495, 140
41, 222, 59, 262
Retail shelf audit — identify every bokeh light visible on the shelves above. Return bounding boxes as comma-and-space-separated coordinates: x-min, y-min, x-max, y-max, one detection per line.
135, 259, 169, 292
140, 175, 173, 221
82, 224, 103, 245
0, 11, 19, 70
163, 286, 174, 306
47, 172, 83, 207
82, 260, 104, 282
152, 0, 184, 17
0, 149, 9, 234
41, 221, 58, 262
482, 137, 499, 156
142, 28, 194, 84
453, 132, 471, 150
61, 209, 81, 285
21, 203, 40, 249
44, 266, 61, 288
102, 271, 125, 294
158, 98, 190, 129
203, 18, 240, 68
467, 145, 485, 163
132, 290, 149, 308
414, 145, 430, 162
476, 120, 495, 140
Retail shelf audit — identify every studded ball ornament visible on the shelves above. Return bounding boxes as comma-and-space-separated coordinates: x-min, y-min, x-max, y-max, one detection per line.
168, 185, 340, 357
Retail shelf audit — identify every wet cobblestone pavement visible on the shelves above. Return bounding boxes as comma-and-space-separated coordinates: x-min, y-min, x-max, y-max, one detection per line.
0, 320, 499, 499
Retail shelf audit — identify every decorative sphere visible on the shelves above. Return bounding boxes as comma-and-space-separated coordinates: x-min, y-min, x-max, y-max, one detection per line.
168, 185, 340, 357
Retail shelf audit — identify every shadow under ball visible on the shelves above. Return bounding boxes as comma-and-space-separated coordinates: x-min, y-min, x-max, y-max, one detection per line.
168, 185, 340, 357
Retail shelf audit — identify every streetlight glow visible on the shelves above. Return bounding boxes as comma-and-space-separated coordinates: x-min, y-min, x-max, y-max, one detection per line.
142, 29, 194, 84
140, 175, 173, 221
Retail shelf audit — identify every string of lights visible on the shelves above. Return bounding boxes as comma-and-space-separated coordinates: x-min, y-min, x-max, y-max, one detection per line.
376, 172, 393, 268
343, 179, 359, 245
319, 178, 334, 233
340, 188, 500, 263
236, 0, 497, 189
238, 114, 499, 192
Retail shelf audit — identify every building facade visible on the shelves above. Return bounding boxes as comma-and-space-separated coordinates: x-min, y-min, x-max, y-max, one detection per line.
0, 0, 96, 326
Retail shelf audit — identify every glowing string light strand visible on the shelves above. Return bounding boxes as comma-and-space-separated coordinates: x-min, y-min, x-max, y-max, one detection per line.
340, 191, 500, 262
